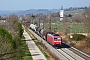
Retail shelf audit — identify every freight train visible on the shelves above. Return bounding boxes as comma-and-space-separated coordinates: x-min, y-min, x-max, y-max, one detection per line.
29, 24, 62, 46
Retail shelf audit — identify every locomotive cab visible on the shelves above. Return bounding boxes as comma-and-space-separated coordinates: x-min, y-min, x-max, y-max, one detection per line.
54, 34, 62, 45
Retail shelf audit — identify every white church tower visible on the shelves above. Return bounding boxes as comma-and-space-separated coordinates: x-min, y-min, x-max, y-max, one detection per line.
60, 6, 64, 21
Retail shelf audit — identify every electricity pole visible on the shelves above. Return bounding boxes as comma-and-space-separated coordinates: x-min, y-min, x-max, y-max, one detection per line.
43, 19, 44, 29
39, 19, 40, 27
68, 14, 73, 38
49, 19, 51, 30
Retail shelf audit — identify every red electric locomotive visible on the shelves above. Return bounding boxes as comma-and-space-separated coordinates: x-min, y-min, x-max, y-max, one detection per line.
47, 32, 62, 46
29, 24, 62, 46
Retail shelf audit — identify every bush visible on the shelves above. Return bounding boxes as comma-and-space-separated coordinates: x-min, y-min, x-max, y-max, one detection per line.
0, 27, 12, 45
86, 37, 90, 47
15, 22, 24, 38
70, 34, 86, 41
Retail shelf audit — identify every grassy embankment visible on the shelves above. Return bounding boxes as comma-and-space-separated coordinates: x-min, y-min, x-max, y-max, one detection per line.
24, 26, 51, 60
22, 39, 33, 60
22, 25, 51, 60
22, 25, 33, 60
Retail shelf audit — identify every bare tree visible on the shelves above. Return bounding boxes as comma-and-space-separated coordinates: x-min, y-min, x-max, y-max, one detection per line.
84, 7, 90, 36
6, 15, 19, 36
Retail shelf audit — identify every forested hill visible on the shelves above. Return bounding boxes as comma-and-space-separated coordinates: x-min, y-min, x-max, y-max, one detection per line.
0, 7, 87, 16
0, 9, 59, 16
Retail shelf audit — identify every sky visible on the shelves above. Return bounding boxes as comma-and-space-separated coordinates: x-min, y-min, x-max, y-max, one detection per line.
0, 0, 90, 10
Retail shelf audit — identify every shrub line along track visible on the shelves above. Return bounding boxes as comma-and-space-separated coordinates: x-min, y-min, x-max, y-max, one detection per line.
26, 27, 90, 60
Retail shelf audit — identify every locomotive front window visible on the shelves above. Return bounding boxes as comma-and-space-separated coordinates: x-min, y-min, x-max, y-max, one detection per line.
54, 38, 61, 40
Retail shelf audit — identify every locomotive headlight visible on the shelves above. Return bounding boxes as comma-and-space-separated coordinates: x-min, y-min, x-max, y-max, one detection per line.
57, 38, 61, 40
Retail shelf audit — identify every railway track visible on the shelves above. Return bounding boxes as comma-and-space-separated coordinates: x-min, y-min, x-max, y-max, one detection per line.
57, 48, 84, 60
25, 26, 90, 60
69, 47, 90, 60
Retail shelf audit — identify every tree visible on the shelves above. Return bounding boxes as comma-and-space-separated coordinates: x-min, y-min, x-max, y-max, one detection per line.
0, 16, 1, 20
6, 15, 19, 37
0, 14, 25, 60
72, 14, 83, 23
0, 28, 13, 60
15, 22, 23, 38
84, 7, 90, 36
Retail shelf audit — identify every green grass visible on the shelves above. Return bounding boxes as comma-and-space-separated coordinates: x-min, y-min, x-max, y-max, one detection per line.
22, 25, 33, 60
22, 40, 33, 60
64, 9, 85, 15
70, 24, 88, 33
23, 56, 32, 60
44, 23, 88, 33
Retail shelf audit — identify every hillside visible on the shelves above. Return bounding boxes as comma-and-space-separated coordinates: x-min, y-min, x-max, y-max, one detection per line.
0, 9, 59, 16
0, 9, 85, 16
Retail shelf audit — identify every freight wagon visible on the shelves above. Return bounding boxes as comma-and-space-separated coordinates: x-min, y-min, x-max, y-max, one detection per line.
29, 24, 62, 46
